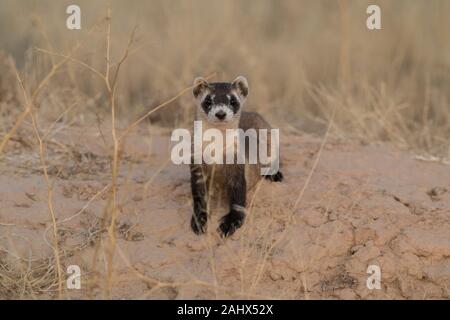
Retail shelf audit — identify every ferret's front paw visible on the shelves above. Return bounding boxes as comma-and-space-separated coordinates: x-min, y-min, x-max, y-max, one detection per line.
264, 171, 283, 182
191, 211, 207, 235
218, 210, 245, 238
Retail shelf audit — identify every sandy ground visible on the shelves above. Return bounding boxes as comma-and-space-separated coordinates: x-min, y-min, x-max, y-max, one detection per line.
0, 123, 449, 300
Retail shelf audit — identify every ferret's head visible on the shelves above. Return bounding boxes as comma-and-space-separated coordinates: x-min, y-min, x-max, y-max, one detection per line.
192, 76, 249, 124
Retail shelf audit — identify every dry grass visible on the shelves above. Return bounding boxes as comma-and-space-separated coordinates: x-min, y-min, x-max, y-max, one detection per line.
1, 0, 448, 157
0, 0, 449, 300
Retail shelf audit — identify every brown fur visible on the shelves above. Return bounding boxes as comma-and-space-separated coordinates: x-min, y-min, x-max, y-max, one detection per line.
190, 77, 282, 237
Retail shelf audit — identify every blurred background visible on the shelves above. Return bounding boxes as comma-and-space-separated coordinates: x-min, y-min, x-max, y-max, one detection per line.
0, 0, 449, 158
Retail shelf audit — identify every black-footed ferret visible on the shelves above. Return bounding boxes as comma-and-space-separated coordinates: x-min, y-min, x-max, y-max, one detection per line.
190, 76, 283, 237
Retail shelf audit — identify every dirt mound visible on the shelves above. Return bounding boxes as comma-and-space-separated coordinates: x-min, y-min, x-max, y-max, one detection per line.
0, 125, 449, 299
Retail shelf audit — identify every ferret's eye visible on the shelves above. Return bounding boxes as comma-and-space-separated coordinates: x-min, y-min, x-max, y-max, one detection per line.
202, 95, 212, 110
229, 96, 239, 110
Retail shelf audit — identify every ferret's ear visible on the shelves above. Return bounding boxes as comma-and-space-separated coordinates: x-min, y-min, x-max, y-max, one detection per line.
193, 77, 210, 98
231, 76, 249, 99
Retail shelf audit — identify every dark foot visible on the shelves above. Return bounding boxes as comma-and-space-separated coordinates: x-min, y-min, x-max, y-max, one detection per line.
264, 171, 283, 182
218, 210, 245, 238
191, 210, 207, 235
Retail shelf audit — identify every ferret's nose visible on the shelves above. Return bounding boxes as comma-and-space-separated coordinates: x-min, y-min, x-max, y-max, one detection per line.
215, 110, 226, 120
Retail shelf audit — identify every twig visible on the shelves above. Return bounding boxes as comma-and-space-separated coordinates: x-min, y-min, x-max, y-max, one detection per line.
118, 72, 216, 141
11, 62, 64, 299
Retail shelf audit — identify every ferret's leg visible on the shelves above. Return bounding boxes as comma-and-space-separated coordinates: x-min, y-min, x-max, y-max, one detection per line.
261, 128, 283, 182
264, 171, 283, 182
190, 164, 208, 234
218, 164, 246, 237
